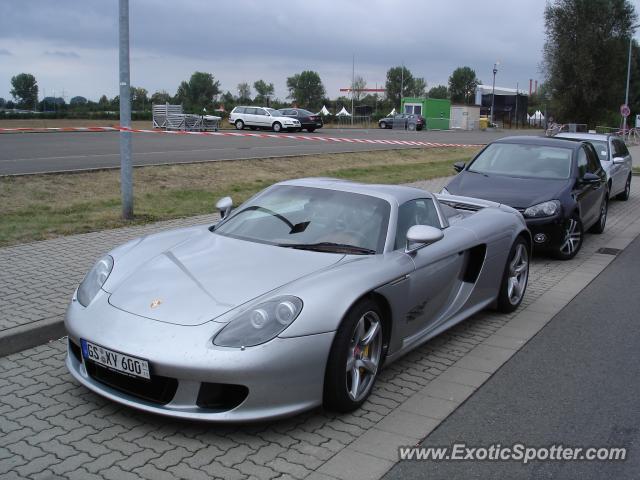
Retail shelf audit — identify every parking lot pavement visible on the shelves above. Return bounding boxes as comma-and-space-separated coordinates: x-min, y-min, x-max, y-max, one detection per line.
1, 182, 640, 479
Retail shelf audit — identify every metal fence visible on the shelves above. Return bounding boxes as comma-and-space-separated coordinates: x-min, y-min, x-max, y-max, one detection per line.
335, 115, 372, 129
152, 103, 220, 131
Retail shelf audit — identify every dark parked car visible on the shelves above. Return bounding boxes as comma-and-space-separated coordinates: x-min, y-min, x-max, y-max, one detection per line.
442, 136, 609, 260
278, 108, 323, 132
378, 114, 425, 131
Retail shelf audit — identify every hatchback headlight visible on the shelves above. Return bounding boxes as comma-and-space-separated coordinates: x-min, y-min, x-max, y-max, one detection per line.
523, 200, 561, 218
213, 296, 303, 348
77, 255, 113, 307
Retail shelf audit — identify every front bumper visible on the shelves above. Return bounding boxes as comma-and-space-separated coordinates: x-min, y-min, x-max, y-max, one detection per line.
65, 292, 334, 422
524, 214, 566, 250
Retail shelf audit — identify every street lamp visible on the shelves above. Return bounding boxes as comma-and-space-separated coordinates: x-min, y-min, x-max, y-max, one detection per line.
490, 61, 500, 126
622, 23, 639, 137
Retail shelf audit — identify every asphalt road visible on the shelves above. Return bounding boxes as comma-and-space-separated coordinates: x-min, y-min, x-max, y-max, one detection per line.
0, 128, 536, 175
384, 236, 640, 479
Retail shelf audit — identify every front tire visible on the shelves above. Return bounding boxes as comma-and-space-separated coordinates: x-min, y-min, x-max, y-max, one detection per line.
616, 174, 631, 201
324, 299, 384, 412
235, 120, 244, 130
306, 128, 316, 133
497, 237, 530, 313
554, 214, 583, 260
379, 121, 386, 129
272, 122, 282, 132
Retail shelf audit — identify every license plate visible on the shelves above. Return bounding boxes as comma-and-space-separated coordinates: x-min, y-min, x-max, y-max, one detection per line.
81, 339, 150, 380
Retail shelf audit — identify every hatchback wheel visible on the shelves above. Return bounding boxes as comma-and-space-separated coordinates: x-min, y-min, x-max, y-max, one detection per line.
616, 174, 631, 201
589, 196, 608, 234
407, 123, 416, 131
272, 122, 282, 133
554, 215, 583, 260
379, 121, 386, 129
235, 120, 244, 130
324, 299, 384, 412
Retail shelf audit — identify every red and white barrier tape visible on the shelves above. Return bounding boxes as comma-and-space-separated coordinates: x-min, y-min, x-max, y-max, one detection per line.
0, 125, 483, 148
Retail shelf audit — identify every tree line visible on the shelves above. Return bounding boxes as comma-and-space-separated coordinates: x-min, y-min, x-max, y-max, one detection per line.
3, 66, 482, 118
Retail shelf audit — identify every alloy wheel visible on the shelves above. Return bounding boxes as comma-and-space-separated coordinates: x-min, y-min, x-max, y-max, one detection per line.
345, 311, 382, 402
507, 244, 529, 305
560, 218, 581, 256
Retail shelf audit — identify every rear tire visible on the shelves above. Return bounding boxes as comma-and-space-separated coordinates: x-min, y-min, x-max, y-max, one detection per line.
496, 237, 530, 313
407, 123, 416, 131
307, 128, 316, 133
249, 126, 257, 131
616, 174, 631, 201
589, 196, 608, 234
272, 122, 282, 132
235, 120, 244, 130
553, 214, 583, 260
324, 299, 385, 412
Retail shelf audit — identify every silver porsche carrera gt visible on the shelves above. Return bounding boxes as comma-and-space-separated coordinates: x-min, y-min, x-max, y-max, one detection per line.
65, 178, 531, 422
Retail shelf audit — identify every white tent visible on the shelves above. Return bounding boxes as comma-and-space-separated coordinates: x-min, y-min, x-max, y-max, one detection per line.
528, 110, 544, 125
387, 108, 397, 116
336, 107, 351, 116
318, 105, 331, 116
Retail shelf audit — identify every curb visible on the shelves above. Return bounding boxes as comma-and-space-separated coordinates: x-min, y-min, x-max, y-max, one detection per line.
0, 316, 67, 358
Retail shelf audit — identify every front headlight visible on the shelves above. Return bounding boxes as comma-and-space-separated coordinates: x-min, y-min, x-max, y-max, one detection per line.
213, 296, 303, 348
523, 200, 561, 218
77, 255, 113, 307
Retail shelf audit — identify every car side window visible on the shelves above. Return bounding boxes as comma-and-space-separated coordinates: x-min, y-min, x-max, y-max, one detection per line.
612, 139, 629, 157
394, 199, 441, 250
584, 145, 601, 174
245, 108, 256, 115
255, 109, 266, 116
576, 147, 588, 177
235, 107, 245, 114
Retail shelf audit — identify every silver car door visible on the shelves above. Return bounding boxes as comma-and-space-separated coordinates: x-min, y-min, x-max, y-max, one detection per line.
394, 199, 467, 343
612, 138, 632, 193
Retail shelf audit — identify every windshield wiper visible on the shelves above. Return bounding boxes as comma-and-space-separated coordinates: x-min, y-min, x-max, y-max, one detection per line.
278, 242, 376, 255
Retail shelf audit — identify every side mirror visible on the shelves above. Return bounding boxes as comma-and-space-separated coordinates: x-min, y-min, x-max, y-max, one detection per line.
580, 172, 600, 185
405, 225, 444, 253
453, 162, 466, 173
612, 156, 625, 165
216, 196, 233, 218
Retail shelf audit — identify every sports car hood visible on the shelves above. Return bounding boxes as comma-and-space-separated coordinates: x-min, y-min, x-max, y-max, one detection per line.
108, 233, 342, 325
447, 171, 571, 209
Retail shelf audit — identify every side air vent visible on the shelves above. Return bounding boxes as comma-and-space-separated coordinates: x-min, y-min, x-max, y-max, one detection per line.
462, 245, 487, 283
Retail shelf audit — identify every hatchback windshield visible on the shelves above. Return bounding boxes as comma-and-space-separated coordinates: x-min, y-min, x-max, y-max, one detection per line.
214, 186, 390, 254
468, 143, 573, 179
265, 108, 280, 116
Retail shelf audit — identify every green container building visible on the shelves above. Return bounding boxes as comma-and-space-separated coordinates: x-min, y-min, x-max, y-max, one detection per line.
401, 97, 451, 130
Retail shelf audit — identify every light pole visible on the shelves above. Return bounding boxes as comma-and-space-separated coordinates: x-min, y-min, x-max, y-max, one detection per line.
622, 23, 639, 137
119, 0, 133, 219
490, 61, 500, 126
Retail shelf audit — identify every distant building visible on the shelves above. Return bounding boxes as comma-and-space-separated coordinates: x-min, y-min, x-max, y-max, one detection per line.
475, 85, 529, 127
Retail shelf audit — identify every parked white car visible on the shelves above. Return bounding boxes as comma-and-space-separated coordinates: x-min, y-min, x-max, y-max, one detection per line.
556, 133, 633, 200
229, 106, 301, 132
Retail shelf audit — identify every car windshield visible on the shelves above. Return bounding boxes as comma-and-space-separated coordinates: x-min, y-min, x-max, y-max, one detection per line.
266, 108, 280, 116
297, 109, 313, 116
468, 143, 573, 179
214, 185, 390, 254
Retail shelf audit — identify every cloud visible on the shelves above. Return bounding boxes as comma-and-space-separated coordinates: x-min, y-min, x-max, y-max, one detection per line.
0, 0, 548, 101
43, 50, 80, 59
0, 48, 11, 56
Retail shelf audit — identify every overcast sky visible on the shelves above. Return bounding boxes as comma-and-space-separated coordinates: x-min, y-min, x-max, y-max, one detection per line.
0, 1, 547, 103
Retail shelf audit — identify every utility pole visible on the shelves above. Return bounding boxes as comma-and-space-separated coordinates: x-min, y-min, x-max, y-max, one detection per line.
490, 61, 499, 126
622, 24, 639, 138
351, 54, 354, 126
119, 0, 133, 219
515, 81, 519, 129
400, 62, 404, 111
